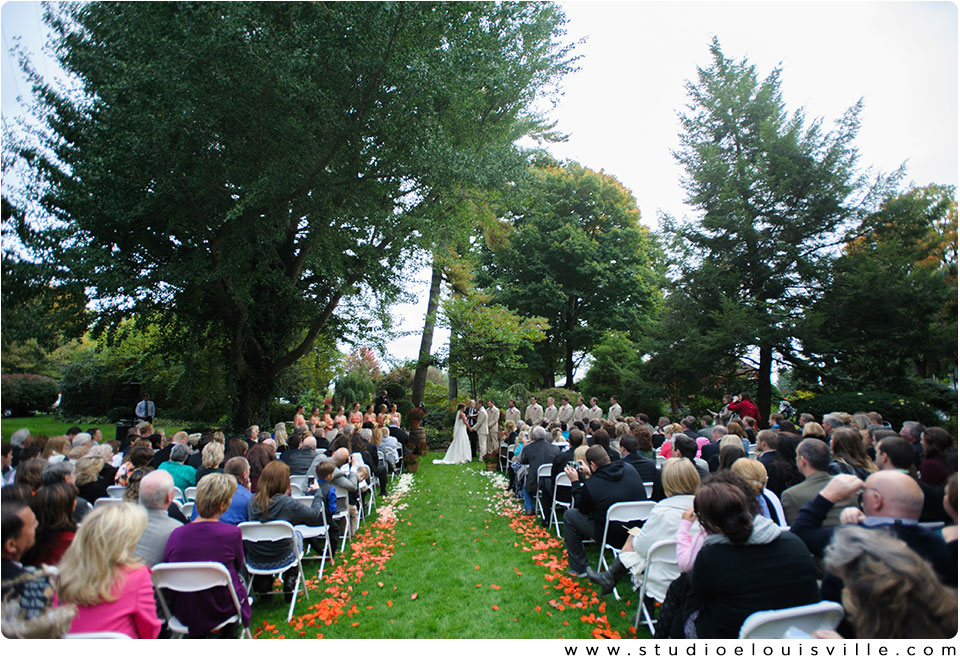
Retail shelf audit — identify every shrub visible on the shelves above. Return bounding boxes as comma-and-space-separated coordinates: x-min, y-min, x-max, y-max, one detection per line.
1, 373, 60, 416
788, 391, 944, 430
268, 401, 299, 427
425, 428, 452, 450
107, 406, 136, 422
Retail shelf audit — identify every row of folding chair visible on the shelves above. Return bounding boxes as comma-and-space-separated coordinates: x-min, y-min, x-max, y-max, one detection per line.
106, 484, 186, 502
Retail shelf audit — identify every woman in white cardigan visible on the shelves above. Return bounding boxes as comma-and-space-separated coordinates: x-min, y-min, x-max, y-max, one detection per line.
585, 457, 701, 597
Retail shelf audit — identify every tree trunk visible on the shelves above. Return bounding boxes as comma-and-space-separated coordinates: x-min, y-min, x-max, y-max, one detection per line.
564, 296, 578, 388
448, 330, 459, 401
757, 343, 773, 425
412, 258, 443, 406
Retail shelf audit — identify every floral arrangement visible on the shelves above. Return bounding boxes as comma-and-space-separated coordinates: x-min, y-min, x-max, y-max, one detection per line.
406, 407, 426, 424
482, 451, 499, 464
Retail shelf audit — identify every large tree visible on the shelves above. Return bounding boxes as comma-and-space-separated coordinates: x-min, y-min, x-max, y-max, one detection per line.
10, 2, 576, 426
477, 157, 660, 388
660, 38, 888, 421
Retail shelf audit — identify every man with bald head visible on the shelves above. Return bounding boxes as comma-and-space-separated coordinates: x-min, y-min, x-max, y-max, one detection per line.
791, 471, 955, 587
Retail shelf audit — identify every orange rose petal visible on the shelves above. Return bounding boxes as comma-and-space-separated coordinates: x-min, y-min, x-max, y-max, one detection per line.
410, 593, 418, 600
491, 605, 499, 610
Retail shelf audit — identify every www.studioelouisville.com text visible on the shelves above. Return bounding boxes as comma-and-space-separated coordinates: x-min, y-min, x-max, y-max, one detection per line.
562, 644, 957, 658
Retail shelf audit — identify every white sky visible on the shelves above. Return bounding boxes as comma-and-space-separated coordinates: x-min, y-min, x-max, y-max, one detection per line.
2, 1, 957, 374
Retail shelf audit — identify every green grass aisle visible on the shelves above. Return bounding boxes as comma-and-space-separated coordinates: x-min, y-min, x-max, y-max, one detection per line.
249, 451, 644, 639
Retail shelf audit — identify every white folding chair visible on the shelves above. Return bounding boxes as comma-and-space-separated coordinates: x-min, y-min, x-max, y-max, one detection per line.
738, 601, 845, 639
94, 497, 123, 509
597, 500, 656, 600
292, 495, 333, 580
642, 481, 654, 498
920, 521, 946, 529
290, 483, 305, 497
333, 486, 352, 553
106, 485, 126, 499
151, 561, 252, 638
548, 472, 573, 537
534, 463, 554, 521
184, 487, 197, 502
289, 475, 309, 491
63, 631, 132, 639
238, 520, 308, 623
172, 486, 184, 502
366, 473, 378, 514
634, 538, 680, 632
762, 487, 787, 526
178, 501, 195, 521
654, 455, 667, 470
498, 442, 509, 472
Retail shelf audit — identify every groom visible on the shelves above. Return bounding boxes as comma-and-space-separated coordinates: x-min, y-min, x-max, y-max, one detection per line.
466, 398, 480, 459
473, 403, 489, 460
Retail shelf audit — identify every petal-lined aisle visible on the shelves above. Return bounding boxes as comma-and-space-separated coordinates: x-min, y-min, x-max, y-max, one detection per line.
249, 453, 645, 639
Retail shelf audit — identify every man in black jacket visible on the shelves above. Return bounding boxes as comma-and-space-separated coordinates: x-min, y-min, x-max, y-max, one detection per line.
619, 433, 663, 501
519, 426, 558, 516
561, 446, 646, 576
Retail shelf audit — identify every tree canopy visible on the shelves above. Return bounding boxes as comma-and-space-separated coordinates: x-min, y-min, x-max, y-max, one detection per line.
476, 157, 660, 388
9, 2, 577, 426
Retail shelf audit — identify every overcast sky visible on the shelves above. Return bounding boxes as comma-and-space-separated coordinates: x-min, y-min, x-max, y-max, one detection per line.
2, 1, 957, 373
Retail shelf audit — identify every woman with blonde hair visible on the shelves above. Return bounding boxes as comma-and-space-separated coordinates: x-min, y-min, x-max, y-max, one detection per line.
731, 458, 786, 525
802, 421, 827, 441
658, 423, 684, 459
75, 455, 109, 503
57, 502, 161, 638
586, 458, 701, 596
196, 441, 225, 482
816, 526, 957, 639
42, 436, 70, 461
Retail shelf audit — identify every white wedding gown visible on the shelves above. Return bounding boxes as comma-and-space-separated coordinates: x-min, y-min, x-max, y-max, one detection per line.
433, 412, 472, 464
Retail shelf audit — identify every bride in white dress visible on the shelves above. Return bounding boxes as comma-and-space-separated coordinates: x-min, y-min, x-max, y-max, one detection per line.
433, 403, 472, 464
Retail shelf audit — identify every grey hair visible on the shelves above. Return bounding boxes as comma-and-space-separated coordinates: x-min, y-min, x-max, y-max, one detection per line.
139, 470, 175, 509
359, 428, 372, 441
41, 461, 75, 486
822, 415, 844, 429
531, 425, 547, 441
712, 426, 728, 438
342, 424, 354, 437
170, 443, 191, 462
301, 436, 317, 451
186, 433, 202, 447
10, 428, 31, 446
88, 443, 115, 462
900, 420, 925, 439
71, 432, 92, 447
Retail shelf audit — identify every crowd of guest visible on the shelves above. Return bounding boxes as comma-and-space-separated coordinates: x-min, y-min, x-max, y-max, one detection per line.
1, 404, 411, 638
501, 392, 957, 639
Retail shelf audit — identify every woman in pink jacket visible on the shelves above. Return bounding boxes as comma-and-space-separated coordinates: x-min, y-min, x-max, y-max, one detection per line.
57, 501, 161, 639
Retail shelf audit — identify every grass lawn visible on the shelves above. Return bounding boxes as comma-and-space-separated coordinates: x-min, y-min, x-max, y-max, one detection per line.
249, 451, 645, 639
1, 414, 186, 443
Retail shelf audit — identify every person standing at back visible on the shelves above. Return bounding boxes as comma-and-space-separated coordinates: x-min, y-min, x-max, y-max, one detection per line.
135, 394, 155, 423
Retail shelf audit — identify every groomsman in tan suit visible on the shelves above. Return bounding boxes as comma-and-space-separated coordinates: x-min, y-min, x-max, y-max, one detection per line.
474, 403, 489, 458
608, 395, 622, 421
558, 397, 574, 429
486, 399, 500, 453
573, 396, 589, 423
543, 396, 559, 424
587, 397, 603, 421
505, 399, 522, 427
524, 396, 544, 424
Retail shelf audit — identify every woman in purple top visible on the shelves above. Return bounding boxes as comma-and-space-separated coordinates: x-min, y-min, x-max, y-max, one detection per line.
162, 472, 251, 637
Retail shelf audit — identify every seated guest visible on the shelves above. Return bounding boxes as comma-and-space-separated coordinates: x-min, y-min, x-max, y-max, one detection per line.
286, 435, 319, 476
657, 424, 683, 460
161, 473, 251, 637
561, 445, 646, 577
731, 458, 786, 525
781, 439, 853, 525
919, 427, 954, 486
195, 442, 225, 482
14, 457, 47, 493
673, 435, 709, 478
870, 435, 948, 522
712, 439, 746, 472
245, 461, 328, 597
829, 427, 877, 480
802, 421, 827, 442
767, 433, 804, 497
379, 427, 402, 471
942, 473, 957, 549
686, 479, 820, 638
116, 445, 155, 486
518, 426, 559, 516
590, 428, 620, 461
790, 472, 956, 588
57, 502, 161, 638
22, 482, 77, 566
1, 491, 59, 629
75, 455, 110, 504
123, 467, 188, 525
310, 461, 342, 553
158, 444, 197, 493
619, 433, 664, 501
586, 458, 699, 596
815, 527, 957, 639
133, 470, 181, 567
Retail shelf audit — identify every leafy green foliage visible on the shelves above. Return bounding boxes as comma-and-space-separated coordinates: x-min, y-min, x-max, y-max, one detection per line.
441, 292, 547, 396
333, 370, 375, 411
477, 158, 660, 387
0, 373, 59, 416
797, 185, 958, 394
579, 332, 663, 415
14, 2, 577, 428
